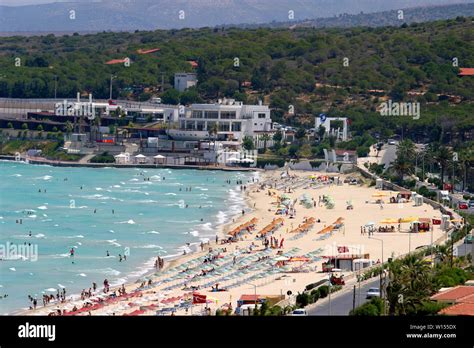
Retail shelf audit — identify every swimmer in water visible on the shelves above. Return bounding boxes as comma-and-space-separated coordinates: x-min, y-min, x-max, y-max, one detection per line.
106, 250, 110, 257
94, 209, 96, 214
29, 231, 32, 237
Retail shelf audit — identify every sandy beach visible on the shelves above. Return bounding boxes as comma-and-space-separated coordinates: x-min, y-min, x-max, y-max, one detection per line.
21, 169, 457, 316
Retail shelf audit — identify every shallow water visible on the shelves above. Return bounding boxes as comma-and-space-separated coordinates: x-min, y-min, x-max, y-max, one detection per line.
0, 161, 256, 314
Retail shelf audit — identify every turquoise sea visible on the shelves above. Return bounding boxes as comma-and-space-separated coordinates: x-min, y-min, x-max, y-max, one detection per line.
0, 161, 256, 314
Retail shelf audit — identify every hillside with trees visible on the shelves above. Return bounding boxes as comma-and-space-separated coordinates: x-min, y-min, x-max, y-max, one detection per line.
0, 17, 473, 147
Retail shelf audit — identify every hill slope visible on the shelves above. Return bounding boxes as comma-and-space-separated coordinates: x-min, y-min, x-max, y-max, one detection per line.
0, 0, 472, 32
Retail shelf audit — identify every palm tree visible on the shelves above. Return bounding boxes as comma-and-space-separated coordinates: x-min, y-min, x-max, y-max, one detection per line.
390, 156, 413, 180
65, 121, 73, 135
396, 139, 416, 162
459, 148, 474, 191
434, 146, 452, 189
260, 133, 270, 152
386, 255, 433, 315
389, 140, 416, 180
209, 123, 219, 152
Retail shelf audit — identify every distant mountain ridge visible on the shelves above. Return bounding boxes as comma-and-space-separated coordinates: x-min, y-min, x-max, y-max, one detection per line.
0, 0, 472, 32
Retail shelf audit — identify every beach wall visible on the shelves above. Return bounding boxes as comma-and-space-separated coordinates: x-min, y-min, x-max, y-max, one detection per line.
355, 166, 453, 216
0, 155, 258, 172
262, 160, 356, 173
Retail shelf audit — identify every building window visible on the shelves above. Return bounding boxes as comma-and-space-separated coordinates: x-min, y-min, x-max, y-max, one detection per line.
196, 121, 205, 131
219, 123, 230, 132
207, 121, 216, 131
192, 110, 202, 118
204, 111, 219, 119
258, 113, 267, 119
220, 111, 236, 119
231, 122, 241, 131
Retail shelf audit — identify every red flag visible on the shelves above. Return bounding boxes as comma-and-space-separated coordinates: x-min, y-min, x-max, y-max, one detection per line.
193, 293, 206, 304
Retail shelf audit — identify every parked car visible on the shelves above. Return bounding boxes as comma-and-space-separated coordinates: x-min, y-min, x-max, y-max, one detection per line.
464, 234, 473, 244
366, 287, 381, 299
291, 309, 308, 316
468, 200, 474, 208
459, 202, 468, 210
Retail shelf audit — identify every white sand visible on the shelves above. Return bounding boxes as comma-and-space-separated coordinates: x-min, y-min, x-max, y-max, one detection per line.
24, 169, 456, 316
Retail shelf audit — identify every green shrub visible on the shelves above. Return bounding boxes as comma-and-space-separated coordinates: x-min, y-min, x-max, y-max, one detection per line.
318, 285, 329, 298
90, 152, 115, 164
296, 293, 311, 307
310, 289, 320, 303
350, 298, 383, 316
407, 301, 448, 316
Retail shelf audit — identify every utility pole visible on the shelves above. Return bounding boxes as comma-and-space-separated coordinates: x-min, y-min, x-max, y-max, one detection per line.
328, 274, 332, 316
352, 285, 356, 312
109, 75, 117, 100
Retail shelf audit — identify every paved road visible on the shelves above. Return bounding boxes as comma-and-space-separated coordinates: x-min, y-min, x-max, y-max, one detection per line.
456, 242, 473, 257
380, 144, 398, 169
308, 278, 380, 316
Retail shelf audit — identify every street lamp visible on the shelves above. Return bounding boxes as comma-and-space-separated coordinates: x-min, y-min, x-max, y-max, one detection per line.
415, 152, 426, 182
369, 235, 384, 293
109, 75, 117, 100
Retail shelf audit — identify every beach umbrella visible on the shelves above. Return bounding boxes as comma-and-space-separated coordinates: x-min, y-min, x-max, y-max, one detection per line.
274, 256, 290, 262
399, 217, 418, 223
380, 218, 399, 224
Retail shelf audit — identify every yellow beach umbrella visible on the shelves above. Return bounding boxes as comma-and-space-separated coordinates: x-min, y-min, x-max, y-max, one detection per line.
380, 218, 399, 224
399, 217, 418, 223
372, 192, 388, 197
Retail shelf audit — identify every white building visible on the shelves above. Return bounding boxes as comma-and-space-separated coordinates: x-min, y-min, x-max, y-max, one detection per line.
167, 98, 272, 142
174, 73, 198, 92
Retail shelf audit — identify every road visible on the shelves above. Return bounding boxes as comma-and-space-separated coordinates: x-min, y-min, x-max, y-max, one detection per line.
307, 278, 380, 316
456, 241, 473, 258
380, 143, 398, 169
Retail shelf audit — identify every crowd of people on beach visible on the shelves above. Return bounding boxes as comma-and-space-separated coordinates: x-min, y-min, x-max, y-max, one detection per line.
27, 287, 67, 310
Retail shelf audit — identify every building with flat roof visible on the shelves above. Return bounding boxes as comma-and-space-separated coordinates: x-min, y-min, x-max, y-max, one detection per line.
174, 73, 197, 92
167, 98, 272, 142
